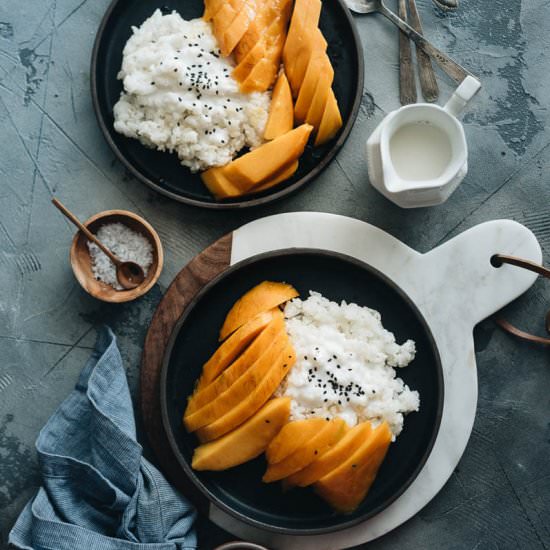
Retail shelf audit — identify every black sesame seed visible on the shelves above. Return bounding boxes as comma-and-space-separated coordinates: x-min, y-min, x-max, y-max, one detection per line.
352, 464, 357, 468
265, 419, 270, 423
314, 450, 318, 455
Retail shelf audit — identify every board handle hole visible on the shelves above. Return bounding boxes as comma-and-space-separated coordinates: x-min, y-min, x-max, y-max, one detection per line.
490, 255, 503, 268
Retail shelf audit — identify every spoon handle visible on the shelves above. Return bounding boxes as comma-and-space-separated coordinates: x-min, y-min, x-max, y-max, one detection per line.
398, 0, 417, 105
408, 0, 439, 102
379, 0, 473, 83
51, 198, 120, 266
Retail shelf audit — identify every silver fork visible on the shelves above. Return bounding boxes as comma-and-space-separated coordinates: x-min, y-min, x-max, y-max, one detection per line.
345, 0, 473, 83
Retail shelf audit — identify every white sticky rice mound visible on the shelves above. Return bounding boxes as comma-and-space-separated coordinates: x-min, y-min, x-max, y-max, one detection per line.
277, 292, 419, 438
113, 10, 270, 172
87, 223, 153, 291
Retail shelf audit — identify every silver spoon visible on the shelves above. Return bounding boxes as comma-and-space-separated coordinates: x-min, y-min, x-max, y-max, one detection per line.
432, 0, 458, 10
52, 198, 145, 290
345, 0, 473, 83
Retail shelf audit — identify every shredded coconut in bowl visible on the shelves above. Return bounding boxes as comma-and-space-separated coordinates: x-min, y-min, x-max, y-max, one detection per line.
113, 10, 270, 172
277, 292, 420, 439
87, 223, 153, 290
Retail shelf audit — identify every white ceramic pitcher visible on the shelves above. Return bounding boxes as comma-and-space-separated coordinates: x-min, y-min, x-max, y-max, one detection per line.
366, 76, 481, 208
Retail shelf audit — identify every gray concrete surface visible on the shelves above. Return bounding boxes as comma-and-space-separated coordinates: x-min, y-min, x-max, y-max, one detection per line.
0, 0, 549, 548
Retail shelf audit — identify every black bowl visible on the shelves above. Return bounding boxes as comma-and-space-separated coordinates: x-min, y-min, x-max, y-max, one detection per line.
91, 0, 364, 208
160, 249, 444, 535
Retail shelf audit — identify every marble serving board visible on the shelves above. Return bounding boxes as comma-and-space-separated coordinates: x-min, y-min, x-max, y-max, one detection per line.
141, 212, 541, 549
213, 213, 541, 548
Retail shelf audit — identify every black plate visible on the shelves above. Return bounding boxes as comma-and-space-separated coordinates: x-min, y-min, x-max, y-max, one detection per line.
160, 250, 444, 534
91, 0, 364, 209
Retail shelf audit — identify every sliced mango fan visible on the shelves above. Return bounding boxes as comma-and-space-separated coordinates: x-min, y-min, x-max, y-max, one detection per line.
201, 0, 343, 199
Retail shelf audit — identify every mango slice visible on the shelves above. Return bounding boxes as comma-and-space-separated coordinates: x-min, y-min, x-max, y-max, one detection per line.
184, 333, 288, 432
220, 280, 298, 341
264, 71, 294, 140
202, 125, 312, 198
240, 58, 280, 94
223, 6, 255, 56
314, 422, 392, 513
314, 88, 343, 146
286, 421, 371, 487
201, 166, 243, 199
305, 64, 334, 131
238, 16, 288, 93
283, 0, 322, 92
233, 40, 266, 83
252, 160, 298, 192
224, 124, 313, 190
196, 343, 296, 442
185, 314, 285, 416
266, 418, 328, 464
203, 0, 226, 20
198, 309, 276, 389
234, 0, 292, 63
294, 51, 327, 123
191, 397, 291, 470
290, 25, 327, 98
212, 0, 247, 56
263, 418, 347, 482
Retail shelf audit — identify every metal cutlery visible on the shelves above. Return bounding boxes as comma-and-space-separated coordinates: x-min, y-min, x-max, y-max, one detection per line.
398, 0, 416, 104
407, 0, 439, 102
345, 0, 473, 83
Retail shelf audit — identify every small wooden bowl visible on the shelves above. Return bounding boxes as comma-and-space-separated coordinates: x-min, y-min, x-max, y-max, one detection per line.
70, 209, 163, 303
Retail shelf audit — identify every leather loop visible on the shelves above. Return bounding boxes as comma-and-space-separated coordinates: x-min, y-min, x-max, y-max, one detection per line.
492, 254, 550, 346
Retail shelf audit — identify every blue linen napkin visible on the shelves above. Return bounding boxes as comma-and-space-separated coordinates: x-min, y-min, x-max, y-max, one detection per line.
9, 327, 197, 550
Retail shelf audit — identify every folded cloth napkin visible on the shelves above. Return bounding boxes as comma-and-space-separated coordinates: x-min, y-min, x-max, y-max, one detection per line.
9, 327, 197, 550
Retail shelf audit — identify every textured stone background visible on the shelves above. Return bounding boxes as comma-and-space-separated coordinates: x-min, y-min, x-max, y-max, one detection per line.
0, 0, 549, 548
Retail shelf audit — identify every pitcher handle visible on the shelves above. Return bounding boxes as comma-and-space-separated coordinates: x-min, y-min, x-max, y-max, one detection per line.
443, 75, 481, 117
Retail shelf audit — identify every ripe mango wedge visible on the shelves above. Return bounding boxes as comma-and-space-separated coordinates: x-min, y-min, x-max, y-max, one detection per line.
264, 71, 294, 140
185, 313, 285, 416
314, 421, 392, 513
197, 309, 276, 389
266, 417, 328, 464
223, 124, 313, 191
191, 397, 291, 471
286, 421, 371, 487
185, 333, 288, 432
196, 343, 296, 442
263, 417, 347, 482
220, 280, 298, 341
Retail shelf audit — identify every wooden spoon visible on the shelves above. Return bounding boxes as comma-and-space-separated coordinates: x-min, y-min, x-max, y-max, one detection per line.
52, 198, 145, 290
